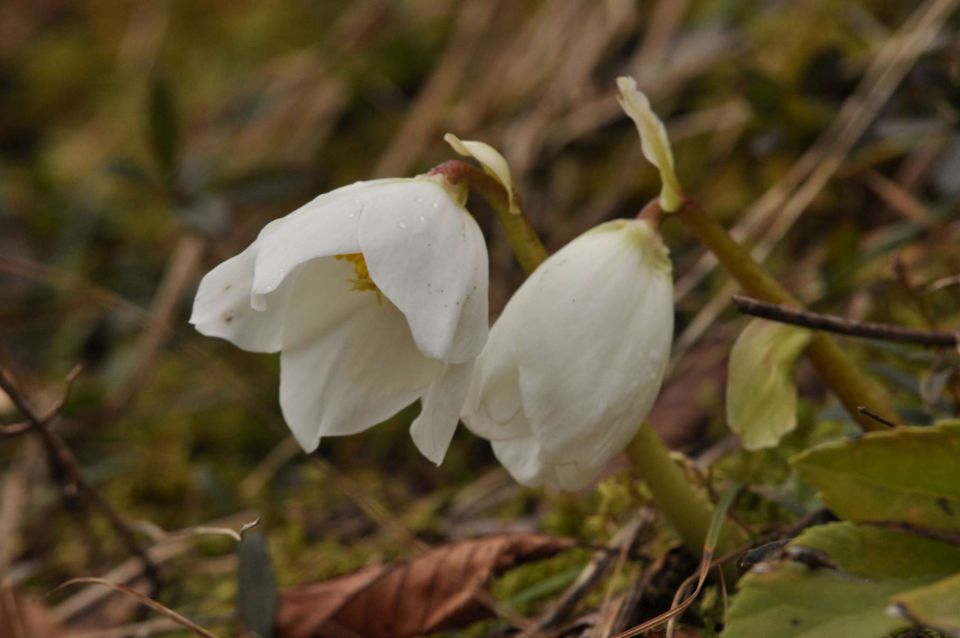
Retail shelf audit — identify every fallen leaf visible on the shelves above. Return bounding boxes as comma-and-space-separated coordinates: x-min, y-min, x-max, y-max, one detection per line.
0, 587, 65, 638
276, 532, 575, 638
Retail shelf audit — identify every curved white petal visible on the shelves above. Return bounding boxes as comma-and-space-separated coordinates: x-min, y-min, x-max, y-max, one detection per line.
409, 362, 474, 465
190, 243, 290, 353
279, 259, 441, 452
492, 436, 610, 492
251, 180, 402, 306
491, 436, 551, 487
444, 134, 518, 214
460, 267, 546, 441
552, 458, 610, 492
517, 220, 673, 470
358, 179, 488, 363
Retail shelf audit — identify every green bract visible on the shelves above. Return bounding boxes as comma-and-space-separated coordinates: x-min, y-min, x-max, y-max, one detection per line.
726, 319, 811, 450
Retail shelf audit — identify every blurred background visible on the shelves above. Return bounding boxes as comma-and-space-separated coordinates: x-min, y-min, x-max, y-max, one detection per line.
1, 0, 959, 635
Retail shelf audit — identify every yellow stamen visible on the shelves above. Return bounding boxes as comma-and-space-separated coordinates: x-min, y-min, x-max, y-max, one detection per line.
335, 253, 381, 295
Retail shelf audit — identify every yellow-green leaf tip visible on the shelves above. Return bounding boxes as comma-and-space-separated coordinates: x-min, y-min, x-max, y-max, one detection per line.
444, 133, 519, 214
616, 76, 683, 213
727, 319, 812, 450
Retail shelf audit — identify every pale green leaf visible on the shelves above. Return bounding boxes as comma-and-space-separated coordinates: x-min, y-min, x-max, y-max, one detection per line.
726, 319, 811, 450
723, 522, 960, 638
237, 531, 278, 638
616, 76, 683, 212
792, 522, 960, 579
792, 421, 960, 530
723, 564, 918, 638
444, 133, 518, 214
891, 571, 960, 636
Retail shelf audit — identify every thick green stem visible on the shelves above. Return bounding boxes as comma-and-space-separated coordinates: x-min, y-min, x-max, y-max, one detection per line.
432, 160, 548, 274
675, 199, 898, 432
628, 425, 743, 581
441, 160, 739, 572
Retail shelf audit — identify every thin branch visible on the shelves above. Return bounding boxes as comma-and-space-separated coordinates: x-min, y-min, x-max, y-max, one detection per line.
731, 295, 959, 348
49, 579, 216, 638
0, 366, 163, 595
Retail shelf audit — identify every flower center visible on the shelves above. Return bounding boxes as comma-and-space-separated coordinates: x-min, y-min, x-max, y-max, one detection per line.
335, 253, 381, 295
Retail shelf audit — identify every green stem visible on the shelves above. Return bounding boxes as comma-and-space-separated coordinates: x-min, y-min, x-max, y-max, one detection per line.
432, 160, 548, 274
675, 199, 897, 432
441, 160, 740, 572
628, 425, 743, 581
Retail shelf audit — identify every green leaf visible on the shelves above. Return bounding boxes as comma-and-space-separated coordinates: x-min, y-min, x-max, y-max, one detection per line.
792, 421, 960, 530
723, 563, 919, 638
892, 572, 960, 636
723, 522, 960, 638
791, 523, 960, 579
237, 531, 278, 638
726, 319, 811, 450
147, 76, 180, 175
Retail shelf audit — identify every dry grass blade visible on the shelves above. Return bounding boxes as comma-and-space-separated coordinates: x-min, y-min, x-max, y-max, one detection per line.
533, 512, 650, 633
671, 0, 959, 360
106, 233, 206, 416
613, 485, 741, 638
48, 578, 216, 638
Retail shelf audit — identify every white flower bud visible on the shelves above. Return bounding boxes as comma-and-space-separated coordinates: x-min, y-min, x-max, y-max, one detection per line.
462, 219, 673, 490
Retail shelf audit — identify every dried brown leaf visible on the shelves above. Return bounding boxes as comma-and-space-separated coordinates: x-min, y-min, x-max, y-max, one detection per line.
0, 587, 65, 638
276, 532, 575, 638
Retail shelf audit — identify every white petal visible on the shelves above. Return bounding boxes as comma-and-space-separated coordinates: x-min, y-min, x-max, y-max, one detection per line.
460, 267, 546, 441
491, 436, 552, 487
517, 221, 674, 469
492, 437, 609, 492
190, 243, 290, 353
279, 261, 441, 452
409, 362, 474, 465
251, 180, 399, 306
358, 179, 489, 363
552, 458, 609, 491
444, 134, 518, 214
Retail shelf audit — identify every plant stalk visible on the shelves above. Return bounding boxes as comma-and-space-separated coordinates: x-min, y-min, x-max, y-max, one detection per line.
628, 425, 743, 581
447, 162, 741, 571
675, 199, 897, 432
431, 160, 547, 275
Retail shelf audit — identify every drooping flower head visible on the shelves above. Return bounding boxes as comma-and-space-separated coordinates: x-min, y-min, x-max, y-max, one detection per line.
190, 175, 489, 464
461, 219, 673, 490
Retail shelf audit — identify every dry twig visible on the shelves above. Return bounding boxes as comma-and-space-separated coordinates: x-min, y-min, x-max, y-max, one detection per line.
731, 295, 959, 348
0, 366, 162, 595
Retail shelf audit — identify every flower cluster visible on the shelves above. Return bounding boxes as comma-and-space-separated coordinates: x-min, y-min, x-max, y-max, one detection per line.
191, 81, 676, 490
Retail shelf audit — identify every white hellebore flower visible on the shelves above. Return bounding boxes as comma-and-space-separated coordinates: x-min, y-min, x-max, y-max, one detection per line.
190, 176, 489, 464
462, 219, 673, 490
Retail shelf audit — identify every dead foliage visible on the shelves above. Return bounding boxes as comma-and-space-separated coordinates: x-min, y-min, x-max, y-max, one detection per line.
0, 587, 65, 638
276, 533, 575, 638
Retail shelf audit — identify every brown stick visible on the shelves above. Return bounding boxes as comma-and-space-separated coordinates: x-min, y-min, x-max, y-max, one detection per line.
731, 295, 959, 348
107, 233, 206, 416
0, 367, 162, 594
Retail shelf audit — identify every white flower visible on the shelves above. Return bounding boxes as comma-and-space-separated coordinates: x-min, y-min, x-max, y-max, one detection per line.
461, 219, 673, 490
190, 176, 489, 464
